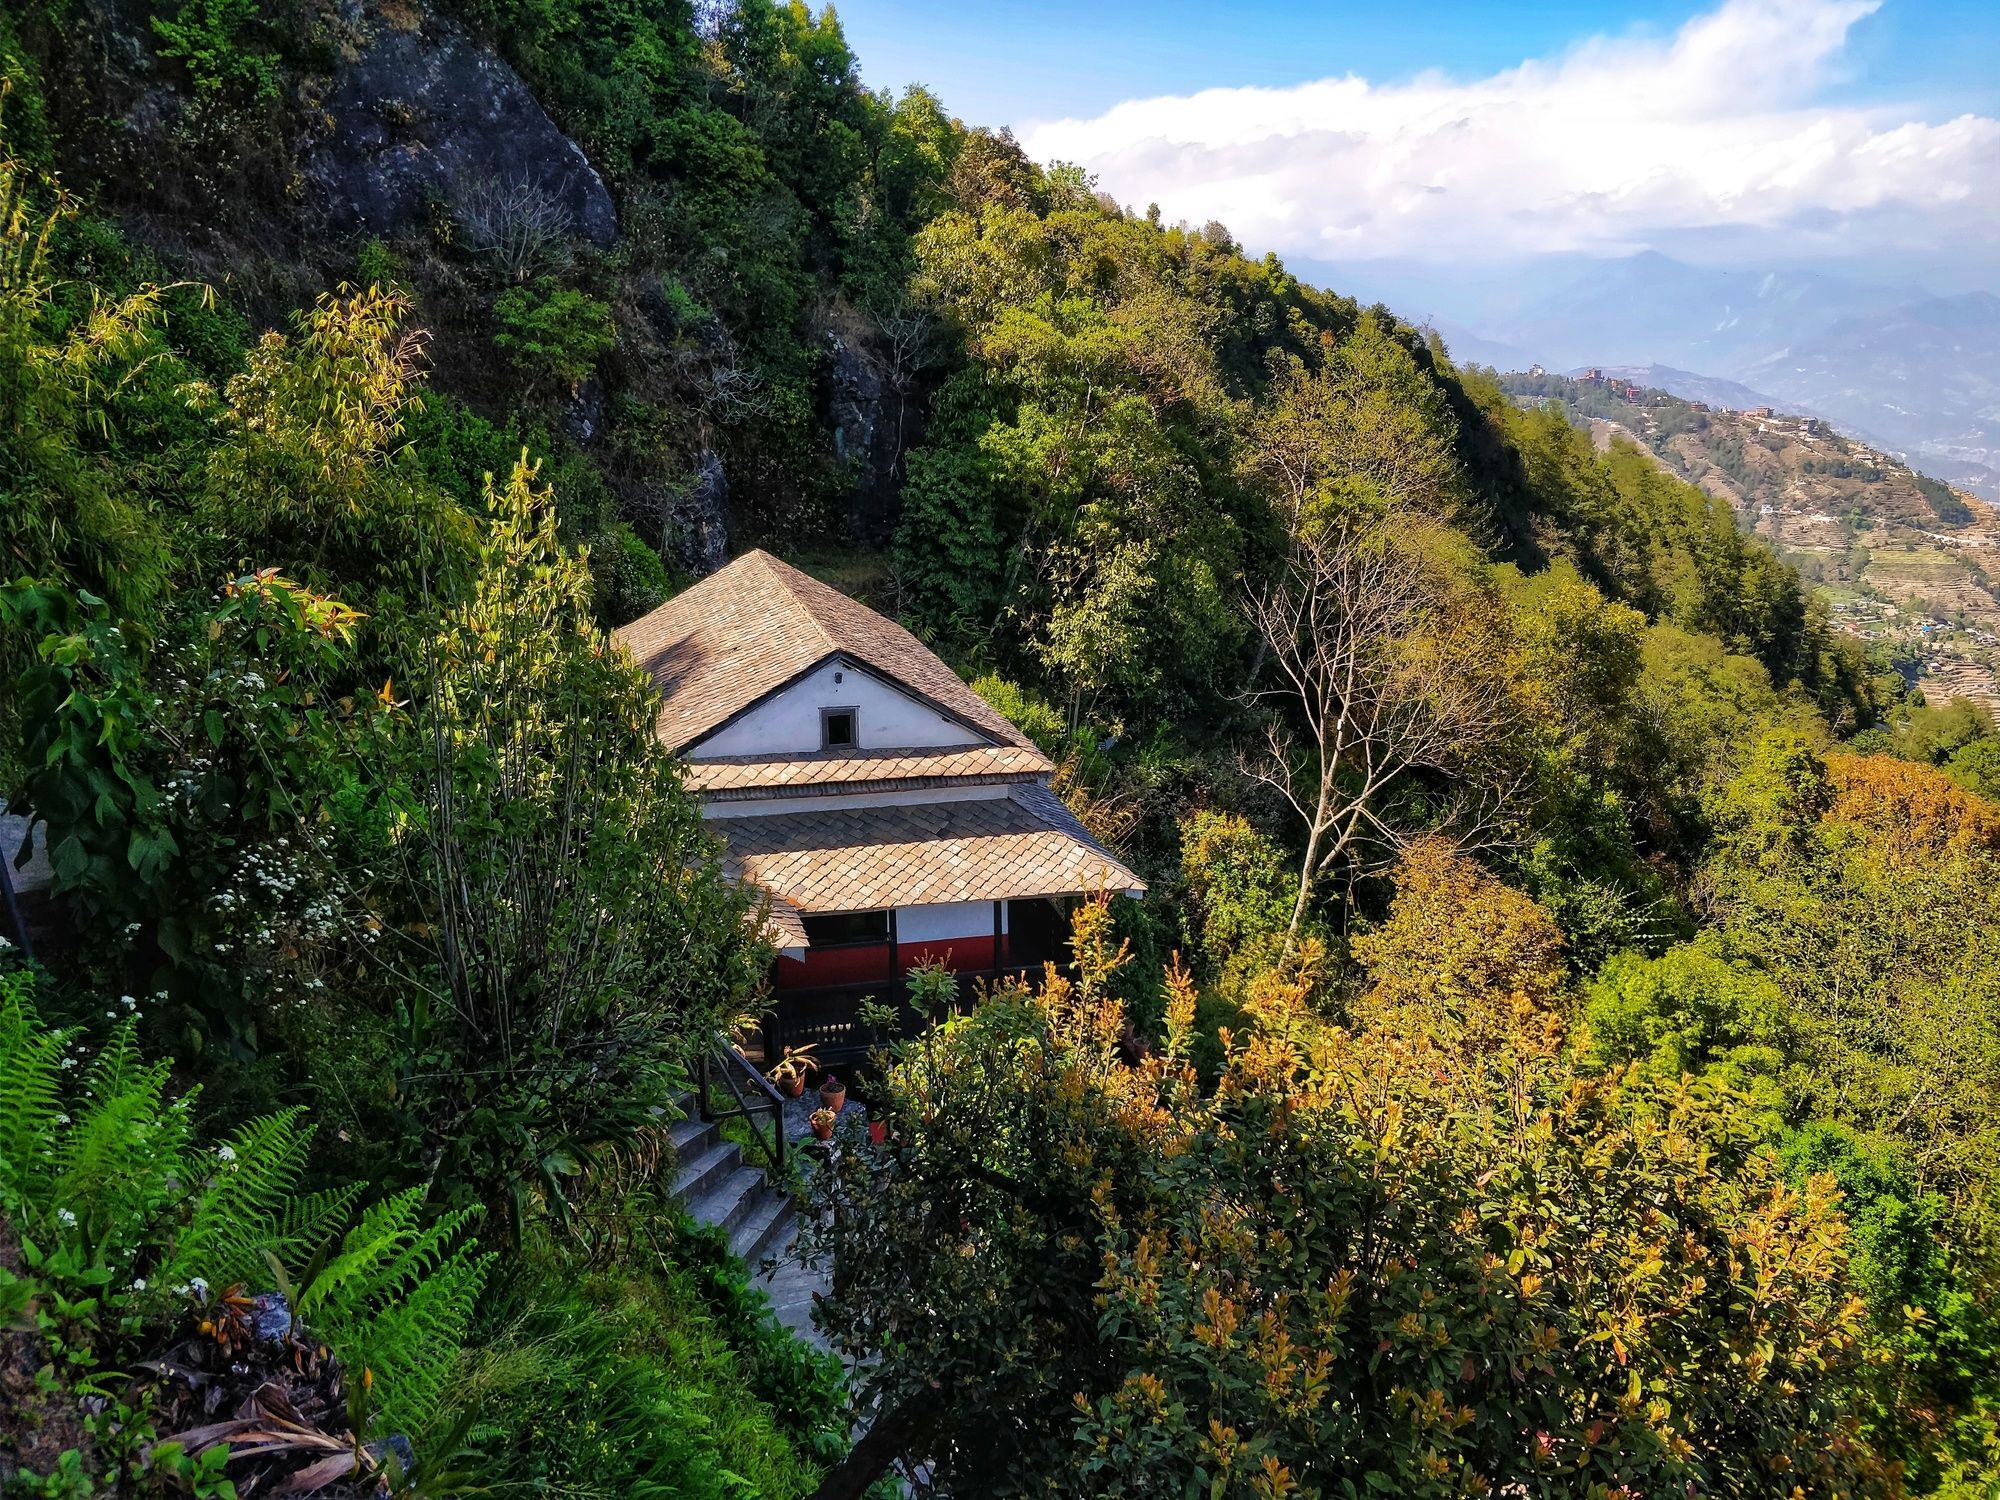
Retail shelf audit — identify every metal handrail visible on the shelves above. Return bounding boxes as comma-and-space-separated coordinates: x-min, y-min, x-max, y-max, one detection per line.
697, 1034, 787, 1176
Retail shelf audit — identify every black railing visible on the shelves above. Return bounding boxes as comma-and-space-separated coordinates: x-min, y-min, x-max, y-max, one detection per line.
763, 965, 1046, 1064
697, 1033, 788, 1176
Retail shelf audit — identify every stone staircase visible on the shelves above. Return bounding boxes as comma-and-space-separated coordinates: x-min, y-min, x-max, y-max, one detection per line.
669, 1109, 798, 1267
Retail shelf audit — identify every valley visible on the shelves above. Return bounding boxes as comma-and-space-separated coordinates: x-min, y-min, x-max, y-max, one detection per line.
1499, 367, 2000, 712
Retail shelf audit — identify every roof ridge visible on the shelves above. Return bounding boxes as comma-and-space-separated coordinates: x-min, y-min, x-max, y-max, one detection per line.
742, 550, 842, 657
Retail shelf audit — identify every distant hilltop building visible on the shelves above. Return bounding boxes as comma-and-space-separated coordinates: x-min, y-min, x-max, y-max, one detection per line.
1527, 363, 1546, 377
1583, 367, 1604, 382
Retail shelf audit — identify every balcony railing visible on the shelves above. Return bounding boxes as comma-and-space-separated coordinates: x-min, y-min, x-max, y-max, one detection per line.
761, 964, 1047, 1065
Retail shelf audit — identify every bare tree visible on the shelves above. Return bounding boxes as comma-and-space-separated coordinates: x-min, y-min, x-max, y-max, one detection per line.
1244, 515, 1517, 938
452, 176, 577, 283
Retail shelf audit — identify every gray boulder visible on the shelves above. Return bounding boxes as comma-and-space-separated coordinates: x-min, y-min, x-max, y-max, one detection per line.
673, 451, 731, 576
303, 7, 615, 248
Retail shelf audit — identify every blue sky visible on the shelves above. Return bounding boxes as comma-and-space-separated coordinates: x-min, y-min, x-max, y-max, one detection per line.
833, 0, 2000, 130
831, 0, 1999, 286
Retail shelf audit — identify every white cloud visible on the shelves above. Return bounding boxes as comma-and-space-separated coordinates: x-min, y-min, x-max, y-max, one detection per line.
1019, 0, 2000, 264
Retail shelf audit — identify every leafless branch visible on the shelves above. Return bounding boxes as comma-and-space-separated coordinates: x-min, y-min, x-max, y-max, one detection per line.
1242, 514, 1519, 937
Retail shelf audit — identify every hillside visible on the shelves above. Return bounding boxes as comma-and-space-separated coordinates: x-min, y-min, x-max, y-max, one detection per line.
1741, 292, 2000, 501
1500, 368, 2000, 712
5, 2, 2000, 1496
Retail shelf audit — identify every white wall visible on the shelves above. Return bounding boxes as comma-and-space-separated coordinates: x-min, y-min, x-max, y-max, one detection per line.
693, 657, 985, 758
896, 900, 996, 942
700, 782, 1015, 819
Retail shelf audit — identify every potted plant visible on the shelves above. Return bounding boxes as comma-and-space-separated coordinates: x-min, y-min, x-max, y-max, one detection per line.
817, 1073, 847, 1114
766, 1044, 818, 1099
809, 1107, 837, 1142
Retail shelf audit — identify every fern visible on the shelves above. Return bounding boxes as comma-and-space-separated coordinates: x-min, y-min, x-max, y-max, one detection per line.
296, 1187, 494, 1435
52, 1022, 191, 1268
0, 973, 489, 1439
165, 1106, 325, 1291
0, 971, 71, 1212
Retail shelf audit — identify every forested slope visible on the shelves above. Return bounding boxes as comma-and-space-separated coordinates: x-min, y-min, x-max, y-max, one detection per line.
3, 2, 2000, 1496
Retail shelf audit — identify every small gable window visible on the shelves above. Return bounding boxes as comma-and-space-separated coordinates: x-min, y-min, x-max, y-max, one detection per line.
821, 706, 858, 749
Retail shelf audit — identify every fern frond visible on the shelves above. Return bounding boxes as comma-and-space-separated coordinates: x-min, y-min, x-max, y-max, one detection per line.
298, 1186, 430, 1323
0, 979, 72, 1211
271, 1183, 364, 1267
294, 1188, 491, 1436
52, 1021, 190, 1258
165, 1108, 316, 1290
349, 1249, 497, 1434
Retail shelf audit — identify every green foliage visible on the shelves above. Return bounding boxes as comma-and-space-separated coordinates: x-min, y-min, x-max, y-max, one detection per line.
150, 0, 281, 103
0, 145, 172, 642
289, 1188, 493, 1435
1175, 809, 1296, 990
353, 238, 407, 293
491, 277, 616, 394
806, 911, 1884, 1496
968, 671, 1065, 752
453, 1195, 838, 1498
1583, 736, 2000, 1485
0, 969, 483, 1454
591, 519, 675, 624
3, 571, 364, 1052
7, 13, 1994, 1495
1581, 936, 1791, 1123
362, 460, 762, 1227
1947, 736, 2000, 802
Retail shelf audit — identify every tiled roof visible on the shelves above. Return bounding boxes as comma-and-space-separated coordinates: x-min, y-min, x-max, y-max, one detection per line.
614, 551, 1033, 754
709, 784, 1146, 916
687, 743, 1051, 796
757, 895, 810, 953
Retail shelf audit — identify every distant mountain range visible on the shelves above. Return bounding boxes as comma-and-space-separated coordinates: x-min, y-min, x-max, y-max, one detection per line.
1739, 292, 2000, 502
1325, 251, 2000, 502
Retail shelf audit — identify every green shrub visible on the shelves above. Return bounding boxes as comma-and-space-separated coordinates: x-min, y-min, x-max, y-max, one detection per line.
455, 1222, 836, 1497
492, 277, 616, 394
150, 0, 282, 103
970, 673, 1064, 752
591, 521, 676, 625
354, 236, 408, 293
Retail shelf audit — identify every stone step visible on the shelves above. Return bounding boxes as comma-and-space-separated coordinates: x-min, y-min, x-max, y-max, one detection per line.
668, 1114, 716, 1164
730, 1190, 797, 1268
673, 1138, 743, 1201
687, 1166, 767, 1239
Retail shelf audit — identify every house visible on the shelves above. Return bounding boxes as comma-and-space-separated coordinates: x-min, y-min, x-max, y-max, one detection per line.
615, 550, 1145, 1061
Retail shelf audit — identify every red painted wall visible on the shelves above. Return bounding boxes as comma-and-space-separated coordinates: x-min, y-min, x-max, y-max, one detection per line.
775, 936, 1007, 989
901, 935, 997, 972
776, 943, 895, 989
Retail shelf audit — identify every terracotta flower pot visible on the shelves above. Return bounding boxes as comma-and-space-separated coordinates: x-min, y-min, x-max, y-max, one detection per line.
781, 1074, 805, 1099
811, 1118, 834, 1141
869, 1120, 887, 1146
819, 1080, 847, 1114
